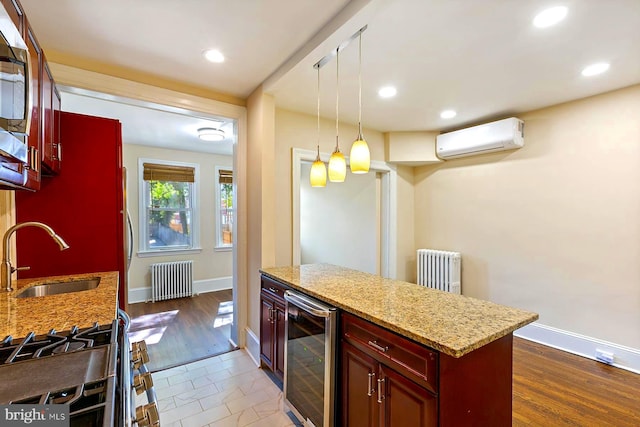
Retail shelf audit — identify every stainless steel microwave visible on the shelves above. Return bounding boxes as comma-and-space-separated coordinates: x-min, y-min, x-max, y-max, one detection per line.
0, 4, 29, 174
0, 9, 30, 136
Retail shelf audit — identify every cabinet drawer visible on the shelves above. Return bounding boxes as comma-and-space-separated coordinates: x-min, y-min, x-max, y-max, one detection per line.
261, 275, 289, 302
342, 312, 438, 393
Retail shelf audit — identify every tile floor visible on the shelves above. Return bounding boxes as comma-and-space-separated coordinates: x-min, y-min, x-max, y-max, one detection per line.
136, 349, 299, 427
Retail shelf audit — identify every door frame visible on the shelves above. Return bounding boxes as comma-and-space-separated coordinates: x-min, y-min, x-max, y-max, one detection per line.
51, 63, 247, 348
292, 148, 397, 278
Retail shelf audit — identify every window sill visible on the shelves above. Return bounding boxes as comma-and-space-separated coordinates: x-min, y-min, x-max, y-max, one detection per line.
214, 245, 233, 252
137, 248, 203, 258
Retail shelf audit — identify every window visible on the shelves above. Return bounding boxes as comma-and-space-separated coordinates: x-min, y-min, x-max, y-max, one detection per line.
216, 167, 233, 249
139, 160, 200, 254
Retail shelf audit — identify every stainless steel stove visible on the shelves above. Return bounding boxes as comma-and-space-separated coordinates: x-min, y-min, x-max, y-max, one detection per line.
0, 313, 158, 426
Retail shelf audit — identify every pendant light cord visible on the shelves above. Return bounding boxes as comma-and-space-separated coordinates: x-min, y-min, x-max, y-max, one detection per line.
316, 66, 321, 158
335, 47, 340, 152
358, 32, 363, 136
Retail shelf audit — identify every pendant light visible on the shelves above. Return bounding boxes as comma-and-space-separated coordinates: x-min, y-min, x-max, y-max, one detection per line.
310, 66, 327, 187
350, 31, 370, 173
328, 48, 346, 182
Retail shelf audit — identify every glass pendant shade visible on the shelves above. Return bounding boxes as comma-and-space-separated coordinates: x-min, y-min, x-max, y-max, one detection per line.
310, 158, 327, 187
328, 149, 346, 182
350, 134, 370, 173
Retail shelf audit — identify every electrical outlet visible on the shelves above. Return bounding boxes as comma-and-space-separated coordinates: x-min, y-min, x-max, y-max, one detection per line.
595, 349, 614, 365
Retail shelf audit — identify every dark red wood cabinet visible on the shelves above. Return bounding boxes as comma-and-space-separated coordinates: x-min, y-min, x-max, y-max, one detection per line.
41, 60, 61, 175
0, 0, 61, 190
259, 276, 289, 382
341, 314, 437, 427
341, 312, 512, 427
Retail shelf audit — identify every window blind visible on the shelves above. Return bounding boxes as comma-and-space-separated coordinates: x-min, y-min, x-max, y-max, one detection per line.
219, 169, 233, 184
143, 163, 195, 183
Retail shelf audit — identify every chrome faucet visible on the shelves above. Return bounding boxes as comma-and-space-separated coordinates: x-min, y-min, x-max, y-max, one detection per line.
1, 222, 69, 292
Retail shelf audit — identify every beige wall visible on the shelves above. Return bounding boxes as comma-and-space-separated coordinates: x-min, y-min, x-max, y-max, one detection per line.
414, 84, 640, 349
246, 87, 276, 337
124, 144, 233, 290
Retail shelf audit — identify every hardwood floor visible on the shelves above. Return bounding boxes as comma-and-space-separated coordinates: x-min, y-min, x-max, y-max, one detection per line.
127, 290, 236, 372
513, 337, 640, 426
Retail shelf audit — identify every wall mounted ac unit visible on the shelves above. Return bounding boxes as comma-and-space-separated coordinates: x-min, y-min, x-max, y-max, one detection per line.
436, 117, 524, 159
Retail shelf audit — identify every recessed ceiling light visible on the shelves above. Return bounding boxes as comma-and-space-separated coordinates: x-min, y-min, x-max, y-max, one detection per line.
440, 110, 457, 119
203, 49, 225, 63
198, 127, 225, 141
581, 62, 610, 77
533, 6, 568, 28
378, 86, 397, 98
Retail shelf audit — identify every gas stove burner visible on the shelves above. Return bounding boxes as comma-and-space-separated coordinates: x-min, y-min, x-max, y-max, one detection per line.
0, 321, 116, 363
51, 341, 86, 354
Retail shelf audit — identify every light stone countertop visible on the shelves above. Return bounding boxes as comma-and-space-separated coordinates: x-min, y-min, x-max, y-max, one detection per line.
0, 271, 119, 338
260, 264, 538, 358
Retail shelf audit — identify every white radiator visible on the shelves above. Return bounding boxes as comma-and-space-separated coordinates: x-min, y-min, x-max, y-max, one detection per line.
417, 249, 461, 294
151, 260, 194, 302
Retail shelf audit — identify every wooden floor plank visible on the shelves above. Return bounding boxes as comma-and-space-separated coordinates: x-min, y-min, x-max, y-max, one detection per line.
126, 290, 236, 372
513, 337, 640, 426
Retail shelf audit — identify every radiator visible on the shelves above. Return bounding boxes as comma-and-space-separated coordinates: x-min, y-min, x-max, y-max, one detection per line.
151, 260, 194, 302
417, 249, 461, 294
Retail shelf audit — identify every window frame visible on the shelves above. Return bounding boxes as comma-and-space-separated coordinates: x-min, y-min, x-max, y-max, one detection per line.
137, 158, 201, 257
215, 165, 233, 251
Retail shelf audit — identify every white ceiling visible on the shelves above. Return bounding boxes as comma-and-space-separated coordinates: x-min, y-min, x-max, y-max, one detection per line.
18, 0, 640, 148
60, 88, 236, 155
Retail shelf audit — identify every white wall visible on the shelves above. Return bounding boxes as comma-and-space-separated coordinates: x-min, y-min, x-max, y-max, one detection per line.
124, 143, 233, 299
300, 162, 379, 274
414, 84, 640, 351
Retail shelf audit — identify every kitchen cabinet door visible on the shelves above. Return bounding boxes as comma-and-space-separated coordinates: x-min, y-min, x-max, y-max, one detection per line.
23, 21, 41, 190
260, 290, 276, 372
41, 60, 60, 174
342, 341, 379, 427
380, 365, 437, 427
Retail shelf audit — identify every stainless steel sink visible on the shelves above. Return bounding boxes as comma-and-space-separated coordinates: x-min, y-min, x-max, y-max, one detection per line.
15, 277, 100, 298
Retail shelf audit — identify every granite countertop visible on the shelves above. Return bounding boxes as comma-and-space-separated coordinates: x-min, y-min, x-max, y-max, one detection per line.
260, 264, 538, 358
0, 271, 119, 338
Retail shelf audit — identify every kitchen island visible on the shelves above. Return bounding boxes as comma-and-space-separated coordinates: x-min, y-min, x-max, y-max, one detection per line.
260, 264, 538, 426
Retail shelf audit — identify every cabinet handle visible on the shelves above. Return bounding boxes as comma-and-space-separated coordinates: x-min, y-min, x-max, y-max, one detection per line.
268, 287, 278, 294
377, 378, 385, 404
368, 340, 389, 353
367, 372, 375, 397
268, 308, 274, 323
53, 143, 62, 161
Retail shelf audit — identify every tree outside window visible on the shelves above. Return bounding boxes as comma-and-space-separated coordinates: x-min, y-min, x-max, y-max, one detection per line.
141, 161, 198, 252
217, 168, 233, 248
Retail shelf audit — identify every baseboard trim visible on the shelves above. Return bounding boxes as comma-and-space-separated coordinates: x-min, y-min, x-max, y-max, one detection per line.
128, 276, 232, 304
515, 322, 640, 374
245, 327, 260, 367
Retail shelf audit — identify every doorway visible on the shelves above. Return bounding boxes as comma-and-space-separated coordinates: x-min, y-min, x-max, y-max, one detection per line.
292, 148, 397, 278
59, 86, 241, 369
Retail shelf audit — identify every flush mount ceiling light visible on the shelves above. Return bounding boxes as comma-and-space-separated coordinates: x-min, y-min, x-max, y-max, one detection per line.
440, 109, 457, 119
378, 86, 397, 98
581, 62, 610, 77
197, 127, 225, 141
203, 49, 225, 63
533, 6, 568, 28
